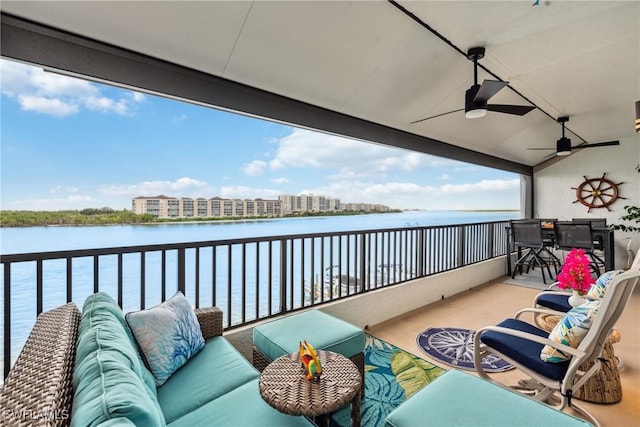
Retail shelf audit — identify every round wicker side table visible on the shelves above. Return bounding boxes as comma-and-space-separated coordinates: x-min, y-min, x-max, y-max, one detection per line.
259, 350, 362, 427
536, 313, 622, 403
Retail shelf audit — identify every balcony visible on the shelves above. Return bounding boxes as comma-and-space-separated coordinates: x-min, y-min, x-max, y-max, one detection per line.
1, 220, 638, 426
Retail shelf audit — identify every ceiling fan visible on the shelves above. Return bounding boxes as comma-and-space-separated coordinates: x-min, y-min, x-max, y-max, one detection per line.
411, 47, 535, 124
527, 116, 620, 156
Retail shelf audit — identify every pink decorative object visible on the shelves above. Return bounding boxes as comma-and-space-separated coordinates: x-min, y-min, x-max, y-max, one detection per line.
557, 248, 595, 296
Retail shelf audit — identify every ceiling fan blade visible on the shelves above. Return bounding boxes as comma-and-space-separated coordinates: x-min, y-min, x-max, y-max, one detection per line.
572, 140, 620, 149
410, 108, 464, 124
473, 80, 507, 103
486, 104, 536, 116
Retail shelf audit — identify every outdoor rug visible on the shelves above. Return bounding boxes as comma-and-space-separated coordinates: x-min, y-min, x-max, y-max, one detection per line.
417, 327, 513, 373
503, 268, 555, 290
330, 334, 446, 427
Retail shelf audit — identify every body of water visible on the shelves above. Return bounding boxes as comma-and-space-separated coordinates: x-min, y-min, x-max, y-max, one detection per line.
0, 210, 518, 254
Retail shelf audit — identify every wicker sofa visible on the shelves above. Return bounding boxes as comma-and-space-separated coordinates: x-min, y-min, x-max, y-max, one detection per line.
0, 293, 314, 427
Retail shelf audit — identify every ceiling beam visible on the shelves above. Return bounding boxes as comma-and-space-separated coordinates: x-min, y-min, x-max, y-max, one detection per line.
1, 12, 532, 176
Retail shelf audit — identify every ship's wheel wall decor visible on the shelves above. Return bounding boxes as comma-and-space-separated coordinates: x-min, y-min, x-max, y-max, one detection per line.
571, 173, 625, 212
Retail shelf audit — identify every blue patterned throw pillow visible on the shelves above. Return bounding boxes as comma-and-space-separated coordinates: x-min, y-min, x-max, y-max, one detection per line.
126, 292, 205, 386
586, 270, 623, 300
540, 300, 599, 363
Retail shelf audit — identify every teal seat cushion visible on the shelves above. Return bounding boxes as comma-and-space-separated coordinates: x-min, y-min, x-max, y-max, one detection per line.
253, 310, 364, 361
384, 370, 592, 427
157, 336, 260, 424
72, 293, 165, 426
166, 379, 314, 427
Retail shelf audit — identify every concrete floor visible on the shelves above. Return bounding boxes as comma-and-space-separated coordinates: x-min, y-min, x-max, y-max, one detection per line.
367, 277, 640, 427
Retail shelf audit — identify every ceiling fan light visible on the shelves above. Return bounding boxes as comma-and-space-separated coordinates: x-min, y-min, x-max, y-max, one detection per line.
464, 85, 487, 119
465, 108, 487, 119
635, 100, 640, 133
557, 137, 572, 156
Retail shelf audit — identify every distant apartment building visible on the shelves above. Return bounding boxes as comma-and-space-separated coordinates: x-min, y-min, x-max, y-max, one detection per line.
278, 194, 340, 213
278, 194, 391, 213
132, 195, 283, 218
341, 202, 392, 212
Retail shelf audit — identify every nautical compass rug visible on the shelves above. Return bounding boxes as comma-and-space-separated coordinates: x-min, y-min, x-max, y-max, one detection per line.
417, 327, 514, 372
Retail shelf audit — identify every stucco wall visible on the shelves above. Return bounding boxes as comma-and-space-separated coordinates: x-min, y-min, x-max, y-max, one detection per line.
534, 135, 640, 269
225, 256, 507, 360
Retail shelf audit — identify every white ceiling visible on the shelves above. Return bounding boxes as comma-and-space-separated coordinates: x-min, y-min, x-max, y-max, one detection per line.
2, 0, 639, 168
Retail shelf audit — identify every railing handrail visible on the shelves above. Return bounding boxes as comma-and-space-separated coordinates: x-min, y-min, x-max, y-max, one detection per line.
0, 220, 508, 261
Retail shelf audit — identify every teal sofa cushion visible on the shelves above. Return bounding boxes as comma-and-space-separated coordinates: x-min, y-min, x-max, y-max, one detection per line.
71, 293, 165, 426
253, 310, 364, 361
77, 292, 157, 393
384, 370, 592, 427
166, 379, 314, 427
157, 336, 260, 424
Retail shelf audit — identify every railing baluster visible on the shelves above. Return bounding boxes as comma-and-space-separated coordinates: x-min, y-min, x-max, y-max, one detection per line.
359, 234, 366, 293
195, 248, 200, 308
212, 245, 217, 307
177, 248, 186, 295
289, 239, 294, 310
117, 253, 123, 307
140, 252, 146, 310
279, 239, 287, 314
36, 260, 43, 315
66, 257, 72, 303
256, 242, 260, 319
93, 255, 99, 294
161, 250, 167, 301
300, 238, 305, 307
268, 241, 272, 316
227, 244, 232, 327
310, 238, 315, 306
4, 262, 12, 379
242, 243, 246, 324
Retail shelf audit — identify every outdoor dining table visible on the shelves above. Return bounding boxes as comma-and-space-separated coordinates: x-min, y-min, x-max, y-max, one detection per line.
505, 224, 614, 277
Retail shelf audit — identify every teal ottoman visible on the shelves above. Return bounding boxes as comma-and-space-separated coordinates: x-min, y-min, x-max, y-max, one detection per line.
252, 310, 365, 393
384, 369, 593, 427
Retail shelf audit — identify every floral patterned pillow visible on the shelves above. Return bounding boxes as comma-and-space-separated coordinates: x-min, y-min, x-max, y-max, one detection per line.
540, 300, 599, 363
126, 292, 205, 386
586, 270, 623, 299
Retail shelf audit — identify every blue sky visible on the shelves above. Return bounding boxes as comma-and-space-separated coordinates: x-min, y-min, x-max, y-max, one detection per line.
1, 58, 520, 211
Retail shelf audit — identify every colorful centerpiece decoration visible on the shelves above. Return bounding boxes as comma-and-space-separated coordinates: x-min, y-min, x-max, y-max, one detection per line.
299, 340, 322, 381
557, 248, 595, 298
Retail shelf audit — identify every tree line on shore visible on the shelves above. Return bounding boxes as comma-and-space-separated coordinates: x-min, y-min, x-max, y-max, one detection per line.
0, 208, 156, 227
0, 208, 400, 227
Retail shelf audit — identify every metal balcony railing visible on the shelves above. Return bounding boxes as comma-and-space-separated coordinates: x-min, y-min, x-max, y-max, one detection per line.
1, 220, 510, 378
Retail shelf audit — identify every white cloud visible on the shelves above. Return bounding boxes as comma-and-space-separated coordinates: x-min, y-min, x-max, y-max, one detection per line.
438, 174, 451, 180
271, 177, 291, 184
269, 128, 457, 177
439, 179, 519, 194
302, 178, 520, 210
100, 177, 209, 198
243, 160, 267, 176
172, 113, 187, 123
0, 59, 145, 117
50, 186, 79, 194
7, 195, 96, 210
18, 95, 78, 117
